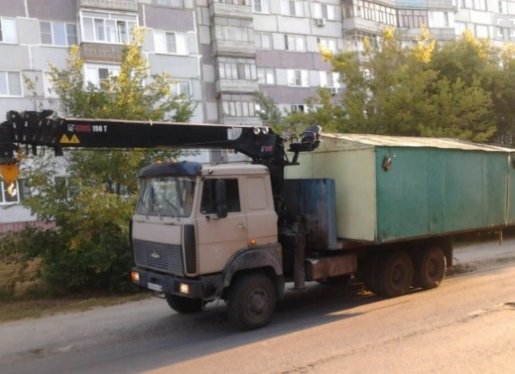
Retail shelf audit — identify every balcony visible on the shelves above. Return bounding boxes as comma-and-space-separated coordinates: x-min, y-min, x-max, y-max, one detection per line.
216, 79, 259, 94
398, 27, 455, 41
80, 42, 123, 63
214, 39, 256, 57
78, 0, 138, 12
428, 27, 456, 41
342, 18, 382, 35
209, 2, 252, 19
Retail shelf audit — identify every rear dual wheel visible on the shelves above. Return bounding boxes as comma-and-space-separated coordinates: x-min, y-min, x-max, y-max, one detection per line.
376, 251, 414, 297
414, 246, 446, 289
364, 246, 446, 297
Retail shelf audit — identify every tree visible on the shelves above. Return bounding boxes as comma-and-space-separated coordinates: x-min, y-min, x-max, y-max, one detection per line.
294, 28, 497, 142
21, 29, 195, 293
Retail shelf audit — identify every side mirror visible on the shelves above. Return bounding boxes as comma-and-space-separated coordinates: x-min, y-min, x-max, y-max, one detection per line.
215, 179, 228, 218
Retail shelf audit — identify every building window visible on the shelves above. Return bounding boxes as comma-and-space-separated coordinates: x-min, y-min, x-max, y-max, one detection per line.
496, 27, 508, 39
0, 71, 21, 96
171, 80, 191, 98
287, 69, 309, 87
318, 37, 337, 53
252, 0, 270, 13
218, 59, 257, 80
43, 72, 59, 98
319, 71, 340, 88
40, 21, 77, 46
154, 31, 188, 55
290, 104, 305, 113
398, 9, 428, 28
285, 34, 306, 52
473, 0, 487, 10
80, 11, 137, 44
221, 95, 256, 117
153, 0, 185, 7
0, 17, 17, 43
356, 1, 396, 26
498, 0, 506, 13
313, 3, 336, 20
84, 64, 120, 88
258, 68, 275, 85
475, 24, 489, 38
255, 31, 271, 49
428, 12, 451, 28
0, 180, 20, 205
281, 0, 304, 17
218, 26, 252, 42
214, 0, 250, 4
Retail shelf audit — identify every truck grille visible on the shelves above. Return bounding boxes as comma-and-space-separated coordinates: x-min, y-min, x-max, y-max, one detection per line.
133, 239, 184, 275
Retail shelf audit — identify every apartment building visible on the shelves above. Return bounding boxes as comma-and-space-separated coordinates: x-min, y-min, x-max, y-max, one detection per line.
1, 0, 514, 230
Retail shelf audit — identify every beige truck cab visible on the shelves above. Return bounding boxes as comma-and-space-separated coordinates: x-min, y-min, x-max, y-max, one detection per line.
130, 161, 283, 329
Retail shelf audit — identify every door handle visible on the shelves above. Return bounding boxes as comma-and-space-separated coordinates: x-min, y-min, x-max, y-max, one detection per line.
237, 223, 247, 230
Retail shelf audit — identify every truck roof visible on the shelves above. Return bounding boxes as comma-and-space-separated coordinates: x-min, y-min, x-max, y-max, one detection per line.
200, 163, 269, 176
322, 134, 514, 153
139, 161, 268, 178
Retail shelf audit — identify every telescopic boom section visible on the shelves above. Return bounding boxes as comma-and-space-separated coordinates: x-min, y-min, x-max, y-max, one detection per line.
0, 110, 321, 191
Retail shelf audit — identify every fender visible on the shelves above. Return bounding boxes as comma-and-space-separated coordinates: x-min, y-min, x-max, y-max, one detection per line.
222, 243, 283, 289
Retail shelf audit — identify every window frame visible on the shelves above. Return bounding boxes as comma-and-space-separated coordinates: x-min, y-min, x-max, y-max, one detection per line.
252, 0, 270, 13
0, 71, 22, 97
84, 64, 120, 88
281, 0, 304, 17
80, 10, 137, 44
200, 178, 241, 214
255, 31, 272, 49
40, 21, 78, 47
0, 17, 17, 43
287, 69, 309, 87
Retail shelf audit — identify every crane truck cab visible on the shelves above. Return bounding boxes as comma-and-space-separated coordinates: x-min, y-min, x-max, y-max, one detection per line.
130, 160, 283, 329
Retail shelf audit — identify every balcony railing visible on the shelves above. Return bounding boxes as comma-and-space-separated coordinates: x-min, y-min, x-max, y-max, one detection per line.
216, 79, 259, 94
80, 42, 123, 63
214, 39, 256, 57
342, 18, 382, 35
209, 2, 252, 19
78, 0, 138, 12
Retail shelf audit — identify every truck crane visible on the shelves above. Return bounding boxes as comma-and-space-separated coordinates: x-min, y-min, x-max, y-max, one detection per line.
0, 110, 323, 329
3, 110, 514, 330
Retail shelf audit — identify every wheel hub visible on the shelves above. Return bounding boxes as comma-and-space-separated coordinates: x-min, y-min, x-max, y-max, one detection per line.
249, 290, 266, 315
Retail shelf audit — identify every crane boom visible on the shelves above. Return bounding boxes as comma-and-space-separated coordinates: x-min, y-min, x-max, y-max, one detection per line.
0, 110, 321, 196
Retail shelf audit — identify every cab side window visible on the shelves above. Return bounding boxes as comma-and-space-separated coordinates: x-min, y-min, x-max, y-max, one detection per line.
200, 179, 241, 214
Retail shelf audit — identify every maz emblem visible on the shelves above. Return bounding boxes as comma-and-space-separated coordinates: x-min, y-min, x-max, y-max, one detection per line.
150, 251, 161, 259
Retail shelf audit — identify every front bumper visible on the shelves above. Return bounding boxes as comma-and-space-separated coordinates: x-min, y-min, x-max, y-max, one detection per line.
131, 267, 222, 301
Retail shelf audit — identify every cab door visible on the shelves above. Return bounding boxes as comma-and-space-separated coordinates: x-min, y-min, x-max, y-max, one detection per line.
195, 177, 248, 274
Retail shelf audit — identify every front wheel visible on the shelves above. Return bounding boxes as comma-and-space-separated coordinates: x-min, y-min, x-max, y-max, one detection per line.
228, 273, 277, 330
165, 294, 203, 314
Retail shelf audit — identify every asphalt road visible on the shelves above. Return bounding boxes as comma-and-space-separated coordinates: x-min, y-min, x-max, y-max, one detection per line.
1, 238, 514, 374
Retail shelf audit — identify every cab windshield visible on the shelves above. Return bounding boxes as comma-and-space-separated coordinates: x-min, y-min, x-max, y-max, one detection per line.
137, 176, 196, 217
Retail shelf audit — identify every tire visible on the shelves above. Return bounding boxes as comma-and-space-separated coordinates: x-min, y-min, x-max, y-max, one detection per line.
377, 251, 414, 298
228, 273, 277, 331
415, 246, 446, 290
165, 294, 203, 314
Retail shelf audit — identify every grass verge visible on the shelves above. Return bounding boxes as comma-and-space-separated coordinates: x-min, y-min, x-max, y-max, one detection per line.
0, 292, 151, 323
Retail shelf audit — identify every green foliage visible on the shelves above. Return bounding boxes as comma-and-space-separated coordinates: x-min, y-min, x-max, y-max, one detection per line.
278, 28, 508, 144
17, 28, 194, 294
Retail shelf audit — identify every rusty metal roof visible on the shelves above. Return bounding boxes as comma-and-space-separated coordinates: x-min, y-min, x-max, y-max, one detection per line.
321, 133, 514, 153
